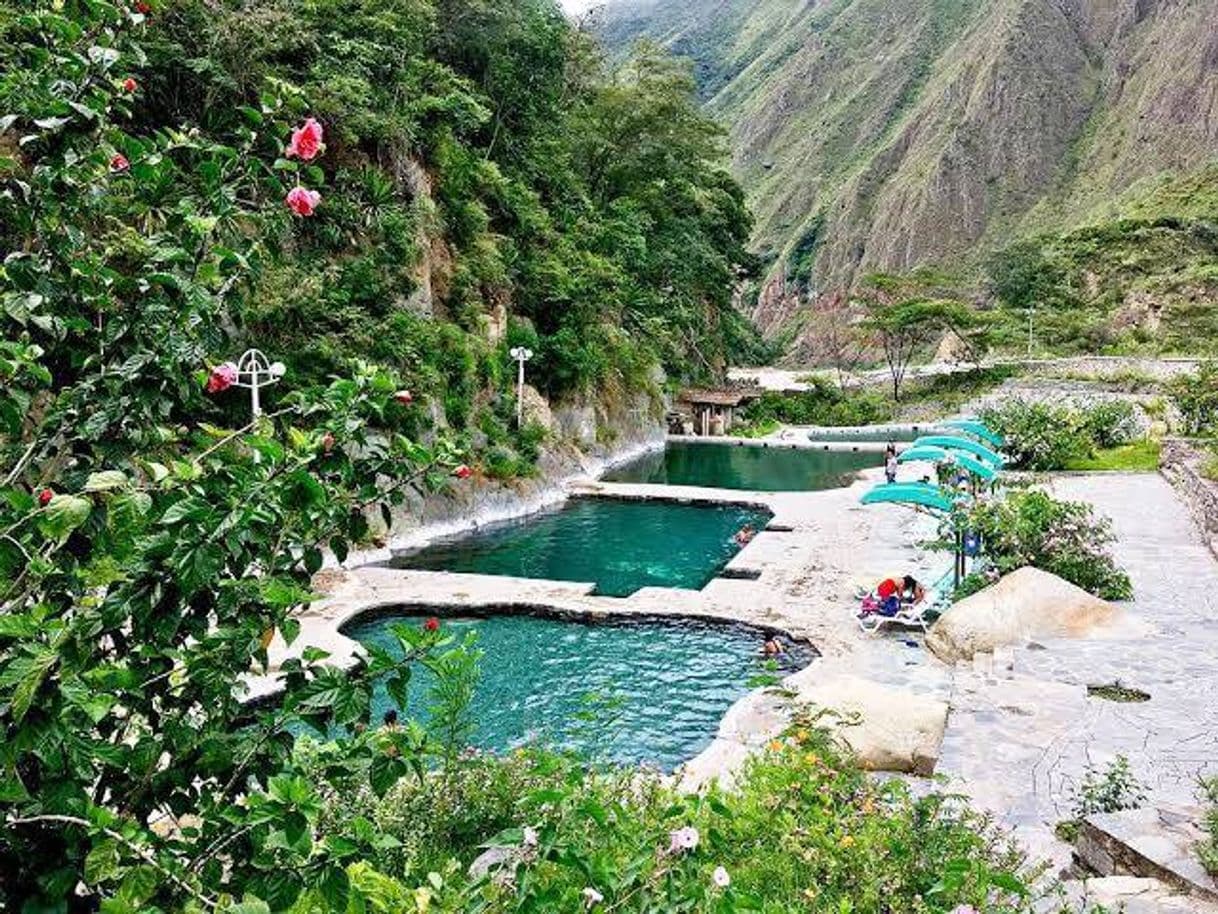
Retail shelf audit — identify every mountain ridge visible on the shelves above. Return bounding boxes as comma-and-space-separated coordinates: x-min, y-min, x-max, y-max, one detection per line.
594, 0, 1218, 353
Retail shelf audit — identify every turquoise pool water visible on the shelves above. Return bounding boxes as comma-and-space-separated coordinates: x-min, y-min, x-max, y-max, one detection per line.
344, 612, 814, 770
388, 498, 771, 596
604, 441, 878, 491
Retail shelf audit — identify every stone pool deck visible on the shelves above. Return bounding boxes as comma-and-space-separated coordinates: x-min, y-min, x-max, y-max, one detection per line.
264, 464, 1218, 907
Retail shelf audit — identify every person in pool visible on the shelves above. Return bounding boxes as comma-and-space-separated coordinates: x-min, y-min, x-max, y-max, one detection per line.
734, 523, 756, 546
762, 632, 786, 656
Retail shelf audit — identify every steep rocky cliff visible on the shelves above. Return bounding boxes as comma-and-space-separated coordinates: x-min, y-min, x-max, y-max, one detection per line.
595, 0, 1218, 346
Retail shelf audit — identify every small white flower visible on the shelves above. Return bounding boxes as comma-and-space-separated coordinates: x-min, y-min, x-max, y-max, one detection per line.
668, 825, 700, 853
522, 826, 538, 848
582, 886, 604, 906
712, 865, 731, 888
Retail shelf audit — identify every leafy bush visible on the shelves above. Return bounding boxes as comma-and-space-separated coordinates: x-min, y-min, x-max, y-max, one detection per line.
739, 378, 893, 432
1169, 362, 1218, 436
958, 490, 1133, 599
309, 715, 1037, 913
982, 399, 1140, 470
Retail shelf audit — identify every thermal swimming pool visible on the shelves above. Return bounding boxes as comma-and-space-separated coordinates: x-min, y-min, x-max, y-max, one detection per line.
344, 612, 814, 770
388, 497, 771, 596
604, 440, 879, 491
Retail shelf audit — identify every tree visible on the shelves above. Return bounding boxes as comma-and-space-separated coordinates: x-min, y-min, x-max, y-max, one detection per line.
863, 295, 986, 400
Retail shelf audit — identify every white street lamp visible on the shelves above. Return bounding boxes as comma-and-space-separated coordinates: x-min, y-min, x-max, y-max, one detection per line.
509, 346, 534, 427
233, 348, 286, 418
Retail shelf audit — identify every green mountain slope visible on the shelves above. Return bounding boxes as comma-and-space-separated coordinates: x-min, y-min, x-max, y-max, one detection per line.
595, 0, 1218, 349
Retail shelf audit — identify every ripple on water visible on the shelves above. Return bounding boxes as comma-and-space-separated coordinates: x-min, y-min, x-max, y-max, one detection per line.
344, 612, 814, 771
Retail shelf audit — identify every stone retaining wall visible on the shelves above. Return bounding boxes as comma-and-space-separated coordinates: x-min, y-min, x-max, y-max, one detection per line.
1160, 438, 1218, 552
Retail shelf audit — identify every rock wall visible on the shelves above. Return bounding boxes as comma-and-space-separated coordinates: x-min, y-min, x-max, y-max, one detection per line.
349, 387, 667, 565
1160, 438, 1218, 555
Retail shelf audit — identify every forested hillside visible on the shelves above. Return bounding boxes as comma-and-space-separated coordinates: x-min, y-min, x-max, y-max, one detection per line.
1, 0, 761, 483
596, 0, 1218, 357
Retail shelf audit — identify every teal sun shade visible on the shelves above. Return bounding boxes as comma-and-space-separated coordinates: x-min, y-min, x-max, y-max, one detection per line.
912, 435, 1005, 468
860, 482, 956, 513
897, 445, 998, 481
939, 419, 1004, 448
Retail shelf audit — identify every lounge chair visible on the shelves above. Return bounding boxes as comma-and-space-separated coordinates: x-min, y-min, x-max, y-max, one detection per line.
857, 587, 946, 634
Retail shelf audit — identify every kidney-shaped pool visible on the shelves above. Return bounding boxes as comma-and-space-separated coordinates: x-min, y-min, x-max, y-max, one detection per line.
344, 611, 814, 771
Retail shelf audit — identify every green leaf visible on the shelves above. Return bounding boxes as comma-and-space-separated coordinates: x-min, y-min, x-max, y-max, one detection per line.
84, 470, 128, 492
38, 494, 91, 540
1, 646, 58, 721
317, 866, 350, 913
369, 754, 407, 798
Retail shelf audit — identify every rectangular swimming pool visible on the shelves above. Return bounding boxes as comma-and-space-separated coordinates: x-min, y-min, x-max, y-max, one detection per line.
603, 441, 879, 491
388, 497, 772, 596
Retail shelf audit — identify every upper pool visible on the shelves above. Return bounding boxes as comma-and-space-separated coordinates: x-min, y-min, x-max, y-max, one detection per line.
344, 612, 814, 770
388, 497, 771, 596
604, 441, 878, 491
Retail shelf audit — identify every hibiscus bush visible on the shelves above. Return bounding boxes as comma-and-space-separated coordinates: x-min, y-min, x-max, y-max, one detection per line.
952, 490, 1133, 599
0, 3, 476, 910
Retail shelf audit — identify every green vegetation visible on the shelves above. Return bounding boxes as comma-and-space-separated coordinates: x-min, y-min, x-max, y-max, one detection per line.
1200, 777, 1218, 877
1054, 755, 1148, 846
1062, 440, 1161, 472
981, 400, 1141, 471
738, 379, 892, 432
1086, 682, 1151, 703
952, 490, 1133, 600
300, 712, 1036, 912
123, 0, 758, 474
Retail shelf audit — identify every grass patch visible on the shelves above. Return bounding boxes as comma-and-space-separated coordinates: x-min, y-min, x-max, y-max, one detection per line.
1086, 681, 1151, 703
1062, 439, 1161, 472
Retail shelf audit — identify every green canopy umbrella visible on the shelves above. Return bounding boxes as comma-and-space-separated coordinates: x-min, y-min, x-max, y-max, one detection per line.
913, 435, 1005, 468
860, 482, 956, 513
897, 445, 998, 482
939, 419, 1004, 448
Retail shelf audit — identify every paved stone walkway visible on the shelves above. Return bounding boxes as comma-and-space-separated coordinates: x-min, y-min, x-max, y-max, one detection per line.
937, 473, 1218, 872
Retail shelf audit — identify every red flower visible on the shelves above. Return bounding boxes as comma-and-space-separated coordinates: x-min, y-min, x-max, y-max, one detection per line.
285, 118, 324, 161
453, 464, 472, 480
38, 488, 54, 507
122, 77, 138, 93
394, 390, 414, 405
423, 617, 440, 632
110, 153, 129, 172
135, 1, 152, 13
285, 186, 320, 217
206, 362, 238, 394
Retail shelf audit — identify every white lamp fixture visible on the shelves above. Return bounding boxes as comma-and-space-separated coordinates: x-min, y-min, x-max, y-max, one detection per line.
509, 346, 534, 427
233, 348, 286, 418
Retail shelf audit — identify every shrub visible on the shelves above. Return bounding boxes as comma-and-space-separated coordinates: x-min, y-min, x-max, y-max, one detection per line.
1169, 362, 1218, 436
959, 490, 1133, 599
311, 716, 1037, 912
982, 399, 1141, 470
982, 401, 1093, 470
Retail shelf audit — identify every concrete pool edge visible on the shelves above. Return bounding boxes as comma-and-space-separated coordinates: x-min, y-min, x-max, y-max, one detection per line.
248, 469, 953, 792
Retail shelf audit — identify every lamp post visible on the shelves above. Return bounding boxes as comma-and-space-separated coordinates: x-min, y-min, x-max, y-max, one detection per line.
233, 348, 286, 419
509, 346, 533, 428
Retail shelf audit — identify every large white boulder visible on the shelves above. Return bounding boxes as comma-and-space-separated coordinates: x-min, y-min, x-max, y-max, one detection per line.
927, 566, 1121, 662
791, 674, 948, 775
